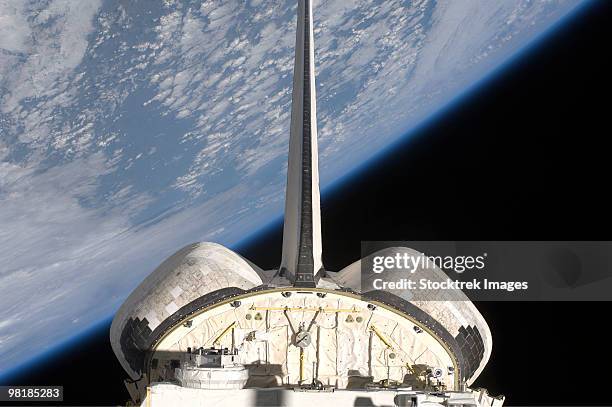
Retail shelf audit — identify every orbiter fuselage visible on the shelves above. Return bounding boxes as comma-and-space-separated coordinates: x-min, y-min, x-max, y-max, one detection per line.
110, 2, 503, 406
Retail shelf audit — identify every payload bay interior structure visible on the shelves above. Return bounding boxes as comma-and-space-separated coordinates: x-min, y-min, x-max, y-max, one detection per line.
111, 1, 504, 406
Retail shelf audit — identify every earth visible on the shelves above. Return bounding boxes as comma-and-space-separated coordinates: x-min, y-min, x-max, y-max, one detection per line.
0, 0, 584, 374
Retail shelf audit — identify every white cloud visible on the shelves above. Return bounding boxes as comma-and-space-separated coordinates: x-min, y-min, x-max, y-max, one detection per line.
0, 1, 30, 53
1, 0, 102, 114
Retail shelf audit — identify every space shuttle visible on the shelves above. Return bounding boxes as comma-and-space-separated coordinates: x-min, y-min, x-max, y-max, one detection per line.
110, 1, 503, 405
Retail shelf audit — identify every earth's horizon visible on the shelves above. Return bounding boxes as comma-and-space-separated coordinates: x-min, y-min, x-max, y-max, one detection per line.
0, 0, 587, 375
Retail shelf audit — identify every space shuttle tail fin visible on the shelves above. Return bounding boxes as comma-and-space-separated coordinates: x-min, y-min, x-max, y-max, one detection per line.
280, 0, 323, 287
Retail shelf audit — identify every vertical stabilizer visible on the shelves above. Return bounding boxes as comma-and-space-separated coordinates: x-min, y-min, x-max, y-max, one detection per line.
280, 0, 323, 287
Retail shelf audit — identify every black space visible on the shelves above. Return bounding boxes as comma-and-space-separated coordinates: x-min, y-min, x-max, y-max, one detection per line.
3, 1, 612, 406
